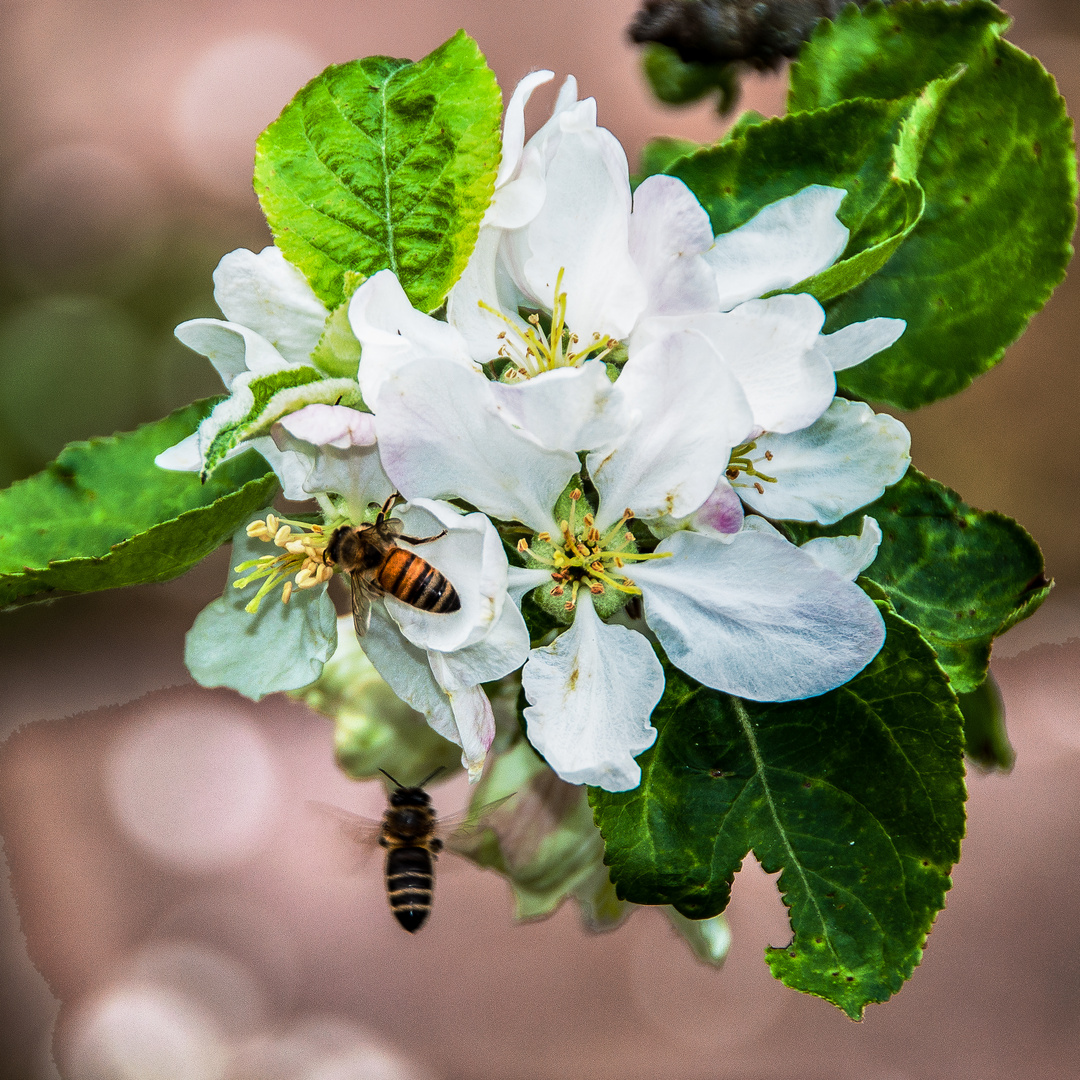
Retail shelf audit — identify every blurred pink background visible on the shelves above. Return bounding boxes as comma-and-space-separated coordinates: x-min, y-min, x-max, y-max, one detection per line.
0, 1, 1077, 1078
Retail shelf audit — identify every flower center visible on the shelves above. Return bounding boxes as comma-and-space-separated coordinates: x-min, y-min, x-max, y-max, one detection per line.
517, 489, 671, 615
480, 267, 617, 379
235, 514, 333, 611
725, 441, 778, 497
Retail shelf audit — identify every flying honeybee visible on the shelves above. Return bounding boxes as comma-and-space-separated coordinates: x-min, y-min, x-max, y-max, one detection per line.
324, 494, 461, 637
311, 769, 513, 933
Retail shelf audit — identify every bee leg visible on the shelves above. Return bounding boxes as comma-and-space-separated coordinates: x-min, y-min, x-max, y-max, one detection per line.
399, 529, 447, 546
375, 493, 399, 524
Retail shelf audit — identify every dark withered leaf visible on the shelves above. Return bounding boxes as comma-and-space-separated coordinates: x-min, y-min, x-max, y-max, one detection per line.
628, 0, 886, 69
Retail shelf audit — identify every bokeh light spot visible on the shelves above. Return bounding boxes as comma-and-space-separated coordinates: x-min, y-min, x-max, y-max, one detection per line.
105, 702, 281, 871
171, 35, 326, 202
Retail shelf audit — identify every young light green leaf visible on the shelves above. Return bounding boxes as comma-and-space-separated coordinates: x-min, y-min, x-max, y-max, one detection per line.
0, 399, 278, 608
199, 369, 363, 478
785, 467, 1050, 694
790, 1, 1078, 408
185, 520, 338, 700
293, 615, 463, 781
957, 671, 1014, 772
591, 596, 966, 1018
254, 31, 502, 312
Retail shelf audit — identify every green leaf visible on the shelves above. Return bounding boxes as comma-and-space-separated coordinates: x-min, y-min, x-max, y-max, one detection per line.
254, 30, 502, 312
591, 595, 966, 1018
957, 671, 1014, 772
185, 520, 338, 700
790, 1, 1078, 408
667, 96, 914, 244
636, 137, 704, 186
200, 368, 363, 478
292, 619, 464, 781
641, 43, 738, 112
785, 468, 1050, 694
0, 399, 278, 608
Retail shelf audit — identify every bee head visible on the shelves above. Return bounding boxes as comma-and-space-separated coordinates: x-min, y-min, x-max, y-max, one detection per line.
389, 787, 431, 808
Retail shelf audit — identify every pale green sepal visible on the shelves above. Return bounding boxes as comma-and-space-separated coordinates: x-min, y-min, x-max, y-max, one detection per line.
185, 518, 338, 700
293, 615, 463, 781
200, 371, 364, 478
574, 868, 634, 933
451, 739, 613, 923
311, 303, 363, 380
664, 908, 732, 967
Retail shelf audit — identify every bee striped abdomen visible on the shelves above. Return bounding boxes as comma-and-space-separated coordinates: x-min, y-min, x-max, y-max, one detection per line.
378, 547, 461, 614
385, 845, 435, 933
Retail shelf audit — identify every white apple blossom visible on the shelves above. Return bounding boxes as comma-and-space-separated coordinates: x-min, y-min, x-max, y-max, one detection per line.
155, 245, 361, 494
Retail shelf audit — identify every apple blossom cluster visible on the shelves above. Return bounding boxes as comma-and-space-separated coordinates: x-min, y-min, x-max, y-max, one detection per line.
159, 71, 912, 792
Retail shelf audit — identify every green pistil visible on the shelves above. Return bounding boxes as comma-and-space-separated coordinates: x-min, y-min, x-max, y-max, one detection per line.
519, 492, 671, 622
727, 440, 778, 488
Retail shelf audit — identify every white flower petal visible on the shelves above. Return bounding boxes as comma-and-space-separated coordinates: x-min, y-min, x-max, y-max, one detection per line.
496, 69, 555, 189
175, 319, 295, 388
521, 592, 663, 791
738, 398, 911, 524
375, 358, 578, 534
382, 500, 507, 654
361, 605, 492, 778
507, 566, 554, 607
184, 523, 338, 700
630, 174, 719, 318
706, 185, 849, 310
634, 529, 886, 701
800, 516, 883, 580
491, 360, 627, 453
348, 270, 478, 405
588, 329, 753, 529
809, 317, 907, 371
212, 246, 328, 366
427, 598, 530, 691
277, 404, 377, 449
249, 435, 316, 502
447, 226, 534, 362
154, 431, 203, 472
689, 478, 745, 537
514, 113, 648, 340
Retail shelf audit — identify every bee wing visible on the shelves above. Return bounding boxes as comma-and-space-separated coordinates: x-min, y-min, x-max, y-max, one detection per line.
349, 572, 379, 638
307, 801, 385, 870
439, 793, 518, 846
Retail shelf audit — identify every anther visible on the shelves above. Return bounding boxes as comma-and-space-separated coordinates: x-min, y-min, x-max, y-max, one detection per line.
570, 489, 582, 501
517, 538, 528, 552
537, 532, 552, 542
281, 581, 294, 604
727, 467, 740, 480
764, 450, 773, 461
551, 584, 564, 597
754, 482, 765, 494
589, 583, 604, 595
265, 514, 279, 534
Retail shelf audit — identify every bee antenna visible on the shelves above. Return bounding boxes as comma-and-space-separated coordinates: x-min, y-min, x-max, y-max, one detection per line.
378, 769, 403, 788
417, 766, 445, 788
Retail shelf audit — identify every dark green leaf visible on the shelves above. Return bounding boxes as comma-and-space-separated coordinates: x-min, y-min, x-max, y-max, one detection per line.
790, 1, 1078, 407
0, 399, 278, 607
591, 595, 966, 1018
641, 42, 738, 112
636, 137, 704, 186
785, 468, 1050, 694
254, 30, 502, 311
667, 96, 913, 242
957, 670, 1014, 772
